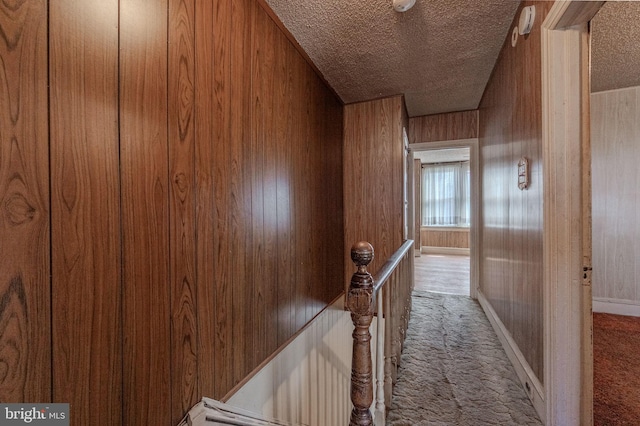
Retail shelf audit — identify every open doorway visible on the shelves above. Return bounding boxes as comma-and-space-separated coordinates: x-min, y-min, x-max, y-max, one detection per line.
413, 147, 470, 296
590, 2, 640, 424
409, 139, 480, 299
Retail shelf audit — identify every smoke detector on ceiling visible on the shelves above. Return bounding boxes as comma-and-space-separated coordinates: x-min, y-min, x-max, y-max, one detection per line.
393, 0, 416, 12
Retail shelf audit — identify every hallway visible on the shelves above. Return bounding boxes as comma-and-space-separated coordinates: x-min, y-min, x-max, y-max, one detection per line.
386, 254, 541, 425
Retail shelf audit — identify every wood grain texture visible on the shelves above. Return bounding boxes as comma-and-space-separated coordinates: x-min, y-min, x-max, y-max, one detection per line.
194, 0, 217, 401
259, 3, 279, 361
275, 22, 292, 347
205, 0, 233, 399
346, 242, 375, 426
230, 0, 255, 392
344, 96, 406, 289
591, 86, 640, 303
420, 228, 470, 249
169, 0, 198, 422
119, 0, 171, 424
49, 0, 121, 422
409, 110, 478, 143
478, 0, 553, 382
250, 2, 268, 379
199, 0, 343, 401
292, 51, 306, 336
0, 0, 50, 403
5, 0, 344, 419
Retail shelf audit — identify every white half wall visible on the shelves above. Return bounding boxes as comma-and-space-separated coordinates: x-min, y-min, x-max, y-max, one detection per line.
225, 296, 380, 426
591, 86, 640, 309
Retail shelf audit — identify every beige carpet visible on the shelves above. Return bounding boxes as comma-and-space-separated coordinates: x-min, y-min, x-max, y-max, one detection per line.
386, 292, 542, 425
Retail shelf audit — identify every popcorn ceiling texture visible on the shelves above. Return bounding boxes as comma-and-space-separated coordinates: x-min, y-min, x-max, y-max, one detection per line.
591, 1, 640, 93
264, 0, 519, 117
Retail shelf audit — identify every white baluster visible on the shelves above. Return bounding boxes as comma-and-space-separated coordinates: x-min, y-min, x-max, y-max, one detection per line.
374, 289, 386, 425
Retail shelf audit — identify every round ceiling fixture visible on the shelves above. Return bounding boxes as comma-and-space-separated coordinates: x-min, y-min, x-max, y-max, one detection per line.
393, 0, 416, 12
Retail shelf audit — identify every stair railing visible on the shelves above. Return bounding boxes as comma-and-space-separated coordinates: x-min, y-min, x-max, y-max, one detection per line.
346, 240, 414, 426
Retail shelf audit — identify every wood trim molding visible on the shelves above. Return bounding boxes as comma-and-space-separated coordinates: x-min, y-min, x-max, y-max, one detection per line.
410, 138, 477, 150
421, 226, 470, 233
478, 291, 545, 423
544, 1, 604, 31
541, 1, 603, 424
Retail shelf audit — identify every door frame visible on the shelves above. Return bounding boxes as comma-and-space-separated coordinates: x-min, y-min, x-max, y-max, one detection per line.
541, 2, 604, 425
409, 138, 480, 300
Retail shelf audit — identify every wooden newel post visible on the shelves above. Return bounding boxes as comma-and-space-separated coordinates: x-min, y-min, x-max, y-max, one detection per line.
347, 241, 375, 426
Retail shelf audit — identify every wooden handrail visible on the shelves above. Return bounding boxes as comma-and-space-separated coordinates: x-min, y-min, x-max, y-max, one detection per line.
372, 240, 414, 293
346, 240, 414, 426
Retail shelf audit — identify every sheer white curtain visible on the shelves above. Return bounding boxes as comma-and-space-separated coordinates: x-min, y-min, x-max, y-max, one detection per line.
421, 161, 470, 226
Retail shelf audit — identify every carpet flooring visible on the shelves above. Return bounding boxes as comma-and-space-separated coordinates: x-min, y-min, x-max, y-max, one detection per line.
594, 312, 640, 425
386, 292, 542, 425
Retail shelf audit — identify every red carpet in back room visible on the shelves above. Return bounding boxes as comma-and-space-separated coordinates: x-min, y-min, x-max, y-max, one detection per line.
593, 312, 640, 425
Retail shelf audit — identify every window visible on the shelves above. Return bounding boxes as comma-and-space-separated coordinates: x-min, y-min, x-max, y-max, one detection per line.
421, 161, 470, 227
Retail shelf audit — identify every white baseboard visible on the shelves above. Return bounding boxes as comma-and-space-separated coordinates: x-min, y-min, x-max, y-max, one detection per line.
593, 298, 640, 317
421, 246, 470, 256
477, 291, 546, 424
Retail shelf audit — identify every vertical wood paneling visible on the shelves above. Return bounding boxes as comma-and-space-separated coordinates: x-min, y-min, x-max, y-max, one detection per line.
261, 8, 279, 357
5, 0, 344, 420
409, 110, 478, 143
194, 0, 216, 400
169, 0, 198, 422
591, 86, 640, 303
229, 0, 254, 388
49, 0, 121, 422
420, 228, 470, 249
250, 3, 268, 374
211, 0, 234, 397
304, 67, 317, 324
275, 25, 292, 346
292, 51, 307, 334
344, 96, 405, 288
120, 0, 171, 423
478, 0, 552, 381
324, 90, 345, 307
0, 0, 50, 403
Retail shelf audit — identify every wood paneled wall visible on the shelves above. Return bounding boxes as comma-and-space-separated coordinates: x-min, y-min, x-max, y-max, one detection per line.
343, 96, 407, 288
408, 110, 478, 143
0, 1, 344, 424
477, 1, 552, 383
49, 1, 122, 422
421, 228, 469, 249
591, 86, 640, 303
0, 0, 50, 404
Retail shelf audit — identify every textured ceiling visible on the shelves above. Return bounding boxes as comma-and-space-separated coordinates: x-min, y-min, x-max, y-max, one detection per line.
265, 0, 520, 117
591, 1, 640, 93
